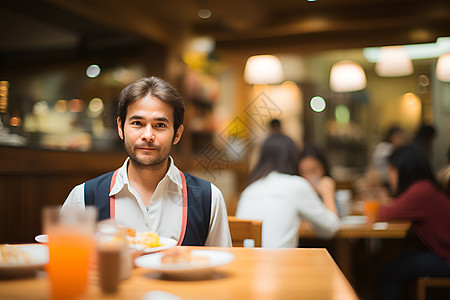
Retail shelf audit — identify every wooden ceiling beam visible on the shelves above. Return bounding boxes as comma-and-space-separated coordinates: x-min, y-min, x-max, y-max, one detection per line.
47, 0, 180, 46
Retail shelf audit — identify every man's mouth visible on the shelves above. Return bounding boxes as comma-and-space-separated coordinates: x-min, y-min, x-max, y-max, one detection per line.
136, 145, 159, 151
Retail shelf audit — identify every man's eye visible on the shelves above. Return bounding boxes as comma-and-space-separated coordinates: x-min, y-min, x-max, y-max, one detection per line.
155, 123, 166, 128
131, 121, 142, 126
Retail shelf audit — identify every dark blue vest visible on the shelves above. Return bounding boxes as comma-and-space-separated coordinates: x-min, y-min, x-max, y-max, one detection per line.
84, 171, 212, 246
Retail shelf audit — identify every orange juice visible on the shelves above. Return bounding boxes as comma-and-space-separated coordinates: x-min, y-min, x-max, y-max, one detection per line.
46, 232, 94, 300
363, 199, 380, 224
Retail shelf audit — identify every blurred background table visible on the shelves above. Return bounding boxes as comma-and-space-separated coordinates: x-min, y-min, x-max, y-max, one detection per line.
0, 246, 358, 300
298, 219, 411, 285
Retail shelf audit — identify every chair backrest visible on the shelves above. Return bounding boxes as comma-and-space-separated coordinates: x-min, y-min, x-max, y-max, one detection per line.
227, 216, 262, 247
416, 277, 450, 300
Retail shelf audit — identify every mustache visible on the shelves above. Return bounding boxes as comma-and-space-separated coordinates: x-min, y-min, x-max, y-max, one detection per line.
135, 143, 161, 150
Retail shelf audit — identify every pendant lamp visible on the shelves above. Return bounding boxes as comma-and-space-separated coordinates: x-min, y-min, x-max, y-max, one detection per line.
375, 46, 413, 77
244, 55, 284, 84
436, 53, 450, 82
329, 60, 367, 92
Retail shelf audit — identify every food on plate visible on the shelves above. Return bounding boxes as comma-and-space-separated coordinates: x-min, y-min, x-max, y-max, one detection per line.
127, 231, 163, 248
126, 227, 136, 238
161, 247, 209, 265
0, 244, 32, 265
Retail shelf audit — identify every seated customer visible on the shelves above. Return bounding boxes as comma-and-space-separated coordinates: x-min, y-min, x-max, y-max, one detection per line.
62, 76, 231, 247
235, 134, 340, 248
299, 143, 337, 215
377, 144, 450, 300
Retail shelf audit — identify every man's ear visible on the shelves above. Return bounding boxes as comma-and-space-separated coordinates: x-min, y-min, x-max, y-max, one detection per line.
117, 117, 124, 140
173, 124, 184, 145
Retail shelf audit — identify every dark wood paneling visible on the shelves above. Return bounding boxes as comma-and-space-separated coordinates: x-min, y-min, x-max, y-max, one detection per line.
0, 147, 126, 243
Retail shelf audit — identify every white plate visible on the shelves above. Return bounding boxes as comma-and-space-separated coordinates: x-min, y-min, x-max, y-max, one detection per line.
36, 234, 177, 253
129, 237, 177, 253
0, 244, 48, 277
135, 249, 234, 275
35, 234, 48, 243
340, 215, 367, 225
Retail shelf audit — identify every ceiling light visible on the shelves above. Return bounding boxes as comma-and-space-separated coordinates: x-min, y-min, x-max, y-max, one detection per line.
375, 46, 413, 77
329, 60, 366, 92
363, 37, 450, 62
198, 9, 212, 19
244, 55, 284, 85
436, 53, 450, 82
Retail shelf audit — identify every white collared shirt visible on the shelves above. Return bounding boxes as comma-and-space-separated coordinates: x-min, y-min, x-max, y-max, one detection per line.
62, 157, 232, 247
236, 171, 340, 248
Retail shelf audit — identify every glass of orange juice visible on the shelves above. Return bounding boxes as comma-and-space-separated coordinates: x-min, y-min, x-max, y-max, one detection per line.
42, 206, 97, 300
363, 199, 380, 225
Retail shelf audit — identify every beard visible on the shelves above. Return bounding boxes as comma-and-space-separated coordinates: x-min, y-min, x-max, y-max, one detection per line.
123, 138, 172, 169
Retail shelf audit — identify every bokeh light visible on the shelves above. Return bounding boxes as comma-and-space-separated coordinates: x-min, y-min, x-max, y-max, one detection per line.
310, 96, 326, 112
10, 116, 21, 127
86, 64, 101, 78
54, 100, 67, 113
68, 99, 85, 112
335, 104, 350, 124
88, 98, 104, 117
33, 101, 49, 115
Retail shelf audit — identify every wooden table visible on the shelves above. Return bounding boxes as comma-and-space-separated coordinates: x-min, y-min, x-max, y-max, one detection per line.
298, 219, 411, 283
0, 246, 358, 300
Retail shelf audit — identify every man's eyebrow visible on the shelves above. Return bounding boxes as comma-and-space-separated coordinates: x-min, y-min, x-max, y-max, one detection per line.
128, 115, 170, 123
154, 117, 170, 123
128, 115, 144, 121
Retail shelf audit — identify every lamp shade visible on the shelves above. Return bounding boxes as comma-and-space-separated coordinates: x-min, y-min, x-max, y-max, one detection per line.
329, 60, 367, 92
436, 53, 450, 82
375, 46, 413, 77
244, 55, 284, 84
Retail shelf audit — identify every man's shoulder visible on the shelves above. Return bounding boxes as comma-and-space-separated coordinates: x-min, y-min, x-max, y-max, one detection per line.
85, 171, 116, 185
182, 172, 211, 184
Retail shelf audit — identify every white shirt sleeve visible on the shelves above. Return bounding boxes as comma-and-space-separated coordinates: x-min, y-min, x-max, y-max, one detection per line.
205, 183, 232, 247
297, 181, 340, 239
61, 183, 86, 211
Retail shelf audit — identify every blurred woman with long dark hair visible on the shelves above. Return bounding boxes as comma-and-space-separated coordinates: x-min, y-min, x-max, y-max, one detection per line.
377, 144, 450, 300
235, 134, 340, 248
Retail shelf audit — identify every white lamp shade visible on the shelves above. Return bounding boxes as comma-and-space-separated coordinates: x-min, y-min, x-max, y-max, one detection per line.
436, 53, 450, 82
375, 46, 413, 77
329, 60, 367, 92
244, 55, 284, 84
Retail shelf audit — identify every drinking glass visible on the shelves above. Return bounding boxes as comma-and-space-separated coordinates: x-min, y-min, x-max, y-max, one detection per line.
96, 220, 131, 293
42, 206, 97, 300
363, 199, 380, 225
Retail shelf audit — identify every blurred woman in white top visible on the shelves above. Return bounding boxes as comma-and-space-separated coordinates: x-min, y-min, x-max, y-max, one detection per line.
235, 134, 340, 248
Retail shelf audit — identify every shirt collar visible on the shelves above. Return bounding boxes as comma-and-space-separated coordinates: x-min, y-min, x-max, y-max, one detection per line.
110, 156, 182, 196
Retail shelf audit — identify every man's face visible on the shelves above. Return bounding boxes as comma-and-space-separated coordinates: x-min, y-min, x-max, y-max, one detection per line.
117, 95, 183, 168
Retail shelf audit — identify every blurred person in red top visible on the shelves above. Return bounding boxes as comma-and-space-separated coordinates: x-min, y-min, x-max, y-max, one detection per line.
376, 144, 450, 300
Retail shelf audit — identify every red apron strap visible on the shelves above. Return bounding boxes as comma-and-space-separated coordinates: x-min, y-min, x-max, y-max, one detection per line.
177, 170, 188, 246
109, 169, 119, 220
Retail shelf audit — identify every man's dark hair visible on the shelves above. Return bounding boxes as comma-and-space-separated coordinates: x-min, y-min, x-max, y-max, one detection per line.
117, 76, 185, 134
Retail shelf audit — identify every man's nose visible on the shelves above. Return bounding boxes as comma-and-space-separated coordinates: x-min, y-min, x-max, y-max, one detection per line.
141, 125, 155, 142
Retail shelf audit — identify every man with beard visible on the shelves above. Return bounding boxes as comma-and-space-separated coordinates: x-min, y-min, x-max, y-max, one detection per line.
62, 76, 231, 247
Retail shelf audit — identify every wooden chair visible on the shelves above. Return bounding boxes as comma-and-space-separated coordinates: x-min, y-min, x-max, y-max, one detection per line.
417, 277, 450, 300
227, 216, 262, 247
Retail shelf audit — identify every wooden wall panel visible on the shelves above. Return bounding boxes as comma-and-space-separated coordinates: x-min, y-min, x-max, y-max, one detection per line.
0, 147, 126, 243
